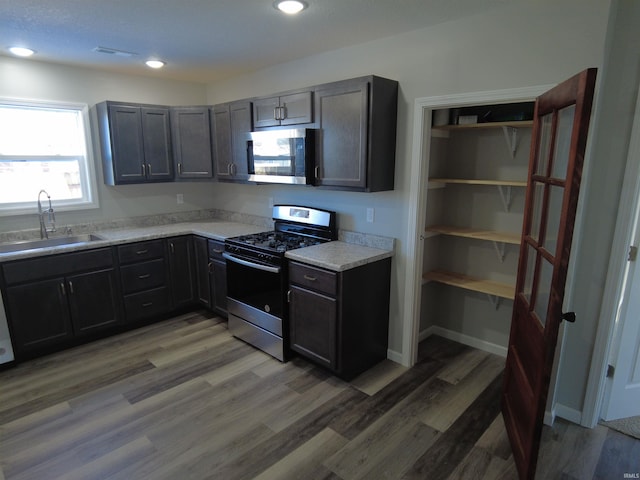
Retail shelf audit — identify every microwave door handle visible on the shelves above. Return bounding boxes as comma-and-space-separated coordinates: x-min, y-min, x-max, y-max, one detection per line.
222, 252, 281, 274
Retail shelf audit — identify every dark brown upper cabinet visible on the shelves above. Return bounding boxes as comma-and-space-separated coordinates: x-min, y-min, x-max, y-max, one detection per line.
96, 101, 174, 185
313, 75, 398, 192
252, 91, 313, 129
210, 100, 253, 182
170, 106, 213, 180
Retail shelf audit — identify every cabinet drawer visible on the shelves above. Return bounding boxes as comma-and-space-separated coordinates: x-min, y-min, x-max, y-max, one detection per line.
120, 258, 166, 294
123, 286, 171, 321
207, 239, 225, 260
3, 248, 113, 285
289, 262, 337, 296
117, 240, 164, 264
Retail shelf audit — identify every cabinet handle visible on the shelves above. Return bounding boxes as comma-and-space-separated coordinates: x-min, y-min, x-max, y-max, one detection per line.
68, 281, 74, 294
273, 107, 279, 121
280, 106, 287, 120
138, 273, 151, 279
170, 242, 175, 254
141, 163, 146, 176
147, 164, 152, 176
142, 302, 153, 308
212, 248, 223, 254
208, 261, 213, 273
178, 163, 182, 175
136, 249, 148, 255
303, 274, 317, 281
60, 282, 66, 296
287, 289, 291, 303
314, 166, 319, 179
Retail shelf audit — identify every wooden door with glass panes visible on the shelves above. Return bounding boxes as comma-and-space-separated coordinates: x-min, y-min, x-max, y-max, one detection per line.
501, 68, 597, 480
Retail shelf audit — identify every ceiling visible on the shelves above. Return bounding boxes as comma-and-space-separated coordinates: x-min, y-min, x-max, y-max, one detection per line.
0, 0, 514, 84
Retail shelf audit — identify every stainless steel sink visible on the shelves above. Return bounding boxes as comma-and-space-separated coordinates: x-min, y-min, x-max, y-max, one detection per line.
0, 234, 104, 254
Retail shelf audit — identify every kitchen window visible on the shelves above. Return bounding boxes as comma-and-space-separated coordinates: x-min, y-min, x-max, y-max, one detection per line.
0, 99, 99, 216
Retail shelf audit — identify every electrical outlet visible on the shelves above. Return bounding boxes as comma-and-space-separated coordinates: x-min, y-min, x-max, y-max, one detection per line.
366, 207, 374, 223
176, 193, 184, 205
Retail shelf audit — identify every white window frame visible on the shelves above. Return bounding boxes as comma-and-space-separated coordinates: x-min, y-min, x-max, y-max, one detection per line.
0, 98, 100, 216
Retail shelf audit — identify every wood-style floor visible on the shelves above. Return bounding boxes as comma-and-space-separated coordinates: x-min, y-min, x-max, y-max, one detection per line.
0, 310, 638, 479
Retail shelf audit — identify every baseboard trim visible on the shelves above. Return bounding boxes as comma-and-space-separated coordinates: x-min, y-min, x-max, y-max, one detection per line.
386, 348, 403, 364
544, 409, 556, 426
419, 326, 508, 357
554, 403, 583, 424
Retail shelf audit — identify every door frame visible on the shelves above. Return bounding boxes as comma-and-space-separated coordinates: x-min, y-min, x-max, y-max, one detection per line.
582, 79, 640, 427
404, 84, 554, 367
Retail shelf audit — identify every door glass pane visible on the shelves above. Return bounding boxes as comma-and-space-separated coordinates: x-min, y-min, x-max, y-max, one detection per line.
523, 244, 537, 304
544, 185, 565, 256
551, 105, 576, 180
533, 258, 554, 327
529, 182, 545, 244
535, 113, 553, 176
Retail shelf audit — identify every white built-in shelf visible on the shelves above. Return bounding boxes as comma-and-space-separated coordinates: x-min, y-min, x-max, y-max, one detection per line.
423, 269, 515, 307
429, 178, 527, 187
425, 225, 520, 262
432, 120, 533, 158
431, 120, 533, 131
426, 225, 520, 245
428, 178, 527, 212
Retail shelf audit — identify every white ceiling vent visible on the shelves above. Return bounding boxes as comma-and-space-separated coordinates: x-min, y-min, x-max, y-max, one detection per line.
93, 46, 138, 57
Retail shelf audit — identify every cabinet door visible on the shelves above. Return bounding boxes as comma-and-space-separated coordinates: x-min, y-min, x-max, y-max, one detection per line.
108, 104, 146, 183
171, 107, 213, 179
211, 104, 233, 178
167, 236, 195, 309
210, 258, 227, 316
67, 268, 121, 335
289, 285, 337, 369
211, 101, 251, 181
229, 100, 252, 179
253, 96, 281, 128
6, 277, 73, 354
314, 79, 368, 189
193, 236, 211, 307
141, 107, 173, 182
280, 92, 313, 126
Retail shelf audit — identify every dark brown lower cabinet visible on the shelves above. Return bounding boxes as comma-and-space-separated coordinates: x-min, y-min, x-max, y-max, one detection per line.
193, 236, 212, 308
2, 248, 121, 357
288, 257, 391, 380
289, 285, 337, 370
6, 277, 74, 354
208, 239, 227, 316
117, 239, 171, 322
167, 236, 195, 309
192, 237, 227, 316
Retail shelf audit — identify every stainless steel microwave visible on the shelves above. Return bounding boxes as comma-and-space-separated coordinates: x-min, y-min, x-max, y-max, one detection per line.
247, 128, 315, 185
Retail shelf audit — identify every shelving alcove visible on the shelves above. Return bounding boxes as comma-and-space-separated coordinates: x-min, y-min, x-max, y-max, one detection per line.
420, 108, 533, 350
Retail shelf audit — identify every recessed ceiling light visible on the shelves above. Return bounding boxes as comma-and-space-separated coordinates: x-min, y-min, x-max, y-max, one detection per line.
274, 0, 307, 14
8, 46, 35, 57
145, 60, 165, 69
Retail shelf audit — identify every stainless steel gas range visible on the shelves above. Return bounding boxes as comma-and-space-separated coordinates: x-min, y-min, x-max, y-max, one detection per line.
223, 205, 337, 361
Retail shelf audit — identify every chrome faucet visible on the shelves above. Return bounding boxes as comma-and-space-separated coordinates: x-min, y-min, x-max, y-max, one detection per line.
37, 189, 56, 239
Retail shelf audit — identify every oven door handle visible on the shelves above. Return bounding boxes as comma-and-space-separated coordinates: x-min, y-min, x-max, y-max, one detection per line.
222, 252, 281, 274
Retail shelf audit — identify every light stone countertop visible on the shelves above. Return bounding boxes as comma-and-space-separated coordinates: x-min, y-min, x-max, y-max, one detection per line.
0, 221, 269, 262
0, 221, 394, 271
285, 241, 393, 272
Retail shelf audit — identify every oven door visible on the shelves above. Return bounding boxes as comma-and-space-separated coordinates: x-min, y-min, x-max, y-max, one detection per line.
223, 252, 287, 360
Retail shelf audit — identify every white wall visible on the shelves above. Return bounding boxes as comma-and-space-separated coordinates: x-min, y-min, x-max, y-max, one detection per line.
0, 57, 213, 233
204, 1, 609, 359
556, 0, 640, 419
